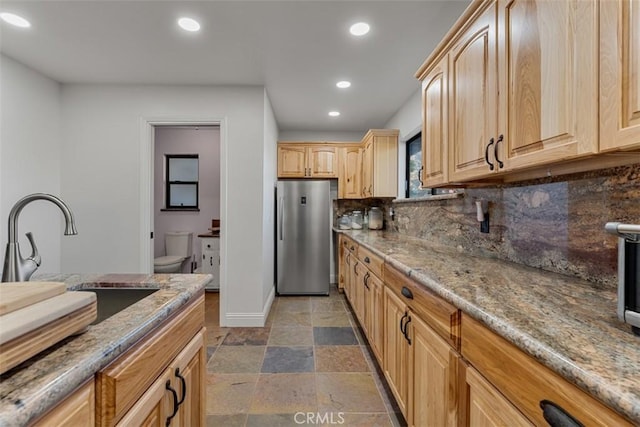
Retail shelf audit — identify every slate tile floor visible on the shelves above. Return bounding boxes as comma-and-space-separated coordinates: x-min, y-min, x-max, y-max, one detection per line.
204, 287, 406, 427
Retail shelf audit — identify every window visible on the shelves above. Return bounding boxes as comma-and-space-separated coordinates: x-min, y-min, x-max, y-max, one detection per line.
405, 133, 463, 198
165, 154, 199, 210
406, 134, 432, 198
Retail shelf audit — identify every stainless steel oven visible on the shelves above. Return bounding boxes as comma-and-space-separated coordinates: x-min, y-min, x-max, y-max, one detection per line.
605, 222, 640, 336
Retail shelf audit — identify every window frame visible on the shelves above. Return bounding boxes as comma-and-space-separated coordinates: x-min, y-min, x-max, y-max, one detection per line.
164, 154, 200, 210
405, 133, 435, 198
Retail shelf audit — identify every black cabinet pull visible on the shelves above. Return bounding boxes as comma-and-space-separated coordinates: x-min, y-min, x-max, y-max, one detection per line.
485, 138, 495, 170
363, 272, 370, 289
494, 134, 504, 169
540, 400, 584, 427
364, 256, 370, 264
399, 312, 408, 335
175, 368, 187, 406
165, 380, 179, 426
350, 246, 355, 251
404, 316, 412, 345
418, 165, 424, 185
401, 286, 414, 300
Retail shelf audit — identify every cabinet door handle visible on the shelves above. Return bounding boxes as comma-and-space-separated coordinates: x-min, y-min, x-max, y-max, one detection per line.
165, 380, 179, 426
494, 134, 504, 169
485, 138, 495, 170
175, 368, 187, 406
418, 165, 424, 185
399, 312, 408, 335
363, 272, 370, 289
540, 400, 584, 427
210, 256, 213, 266
404, 316, 412, 345
401, 286, 414, 300
364, 256, 370, 264
350, 246, 355, 251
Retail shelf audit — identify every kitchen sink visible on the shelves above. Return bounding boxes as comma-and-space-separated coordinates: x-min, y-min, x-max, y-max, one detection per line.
83, 288, 159, 324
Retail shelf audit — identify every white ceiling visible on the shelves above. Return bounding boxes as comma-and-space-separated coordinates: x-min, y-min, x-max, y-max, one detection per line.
0, 0, 470, 132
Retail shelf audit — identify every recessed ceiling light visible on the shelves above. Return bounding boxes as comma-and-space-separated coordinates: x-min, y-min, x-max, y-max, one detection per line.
336, 81, 351, 89
328, 111, 340, 117
0, 12, 31, 28
349, 22, 370, 36
178, 17, 200, 32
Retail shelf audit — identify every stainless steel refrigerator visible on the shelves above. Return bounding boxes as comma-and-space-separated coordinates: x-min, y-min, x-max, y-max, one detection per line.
276, 180, 330, 295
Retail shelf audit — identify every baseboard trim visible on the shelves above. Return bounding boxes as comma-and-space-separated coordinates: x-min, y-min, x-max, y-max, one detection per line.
224, 286, 275, 327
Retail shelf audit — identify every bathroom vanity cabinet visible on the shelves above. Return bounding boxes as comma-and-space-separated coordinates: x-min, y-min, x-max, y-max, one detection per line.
200, 237, 220, 290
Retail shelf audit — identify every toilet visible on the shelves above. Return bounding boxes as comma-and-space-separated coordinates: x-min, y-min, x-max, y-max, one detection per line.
154, 231, 193, 273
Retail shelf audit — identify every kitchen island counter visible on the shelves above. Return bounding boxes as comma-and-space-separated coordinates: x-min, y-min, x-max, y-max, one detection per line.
336, 228, 640, 423
0, 273, 211, 426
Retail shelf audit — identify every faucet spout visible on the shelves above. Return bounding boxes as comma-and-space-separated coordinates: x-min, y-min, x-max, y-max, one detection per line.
2, 193, 78, 282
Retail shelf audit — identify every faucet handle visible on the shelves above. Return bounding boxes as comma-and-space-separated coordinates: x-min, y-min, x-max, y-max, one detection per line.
25, 232, 41, 267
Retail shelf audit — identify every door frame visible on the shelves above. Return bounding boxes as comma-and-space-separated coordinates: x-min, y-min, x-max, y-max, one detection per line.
139, 116, 227, 312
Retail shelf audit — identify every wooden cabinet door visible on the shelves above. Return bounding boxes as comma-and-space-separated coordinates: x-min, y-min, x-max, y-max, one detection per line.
338, 147, 362, 198
421, 57, 449, 187
600, 0, 640, 151
367, 273, 384, 363
383, 287, 408, 417
277, 146, 307, 177
172, 329, 206, 427
343, 252, 352, 300
371, 134, 398, 197
115, 368, 173, 427
449, 2, 498, 181
353, 262, 366, 325
361, 139, 374, 197
464, 366, 533, 427
308, 146, 338, 177
498, 0, 598, 170
408, 313, 458, 427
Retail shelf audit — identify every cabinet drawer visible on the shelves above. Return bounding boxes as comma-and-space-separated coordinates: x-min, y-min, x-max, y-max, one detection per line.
384, 264, 460, 349
341, 236, 358, 256
357, 245, 383, 280
461, 314, 632, 426
96, 294, 204, 426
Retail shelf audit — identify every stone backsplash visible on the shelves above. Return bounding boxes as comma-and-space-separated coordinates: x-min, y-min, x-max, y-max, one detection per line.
336, 164, 640, 289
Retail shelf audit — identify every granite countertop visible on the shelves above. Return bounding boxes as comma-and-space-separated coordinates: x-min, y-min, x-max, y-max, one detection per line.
336, 229, 640, 423
0, 273, 211, 427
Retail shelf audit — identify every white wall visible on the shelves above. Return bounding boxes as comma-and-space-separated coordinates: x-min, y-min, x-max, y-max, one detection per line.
262, 91, 278, 307
60, 84, 269, 325
153, 126, 220, 268
384, 89, 422, 198
0, 54, 65, 275
278, 130, 363, 142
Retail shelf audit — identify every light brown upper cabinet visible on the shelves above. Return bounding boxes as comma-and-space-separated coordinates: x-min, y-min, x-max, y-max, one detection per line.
498, 0, 599, 170
361, 129, 399, 198
338, 146, 362, 198
418, 0, 636, 186
277, 144, 338, 178
421, 56, 449, 187
448, 1, 499, 182
600, 0, 640, 152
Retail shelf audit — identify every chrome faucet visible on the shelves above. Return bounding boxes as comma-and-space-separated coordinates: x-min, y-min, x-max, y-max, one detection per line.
2, 193, 78, 282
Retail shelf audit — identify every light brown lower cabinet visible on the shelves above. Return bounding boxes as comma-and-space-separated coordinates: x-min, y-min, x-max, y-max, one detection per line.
383, 285, 460, 427
32, 380, 95, 426
463, 365, 532, 427
462, 314, 633, 426
97, 295, 206, 426
116, 330, 205, 427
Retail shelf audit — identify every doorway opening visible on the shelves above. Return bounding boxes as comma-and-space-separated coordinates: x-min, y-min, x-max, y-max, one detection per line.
140, 118, 226, 317
152, 126, 220, 289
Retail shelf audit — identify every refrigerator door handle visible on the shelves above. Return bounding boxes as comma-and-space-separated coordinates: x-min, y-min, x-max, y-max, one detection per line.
279, 196, 284, 241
